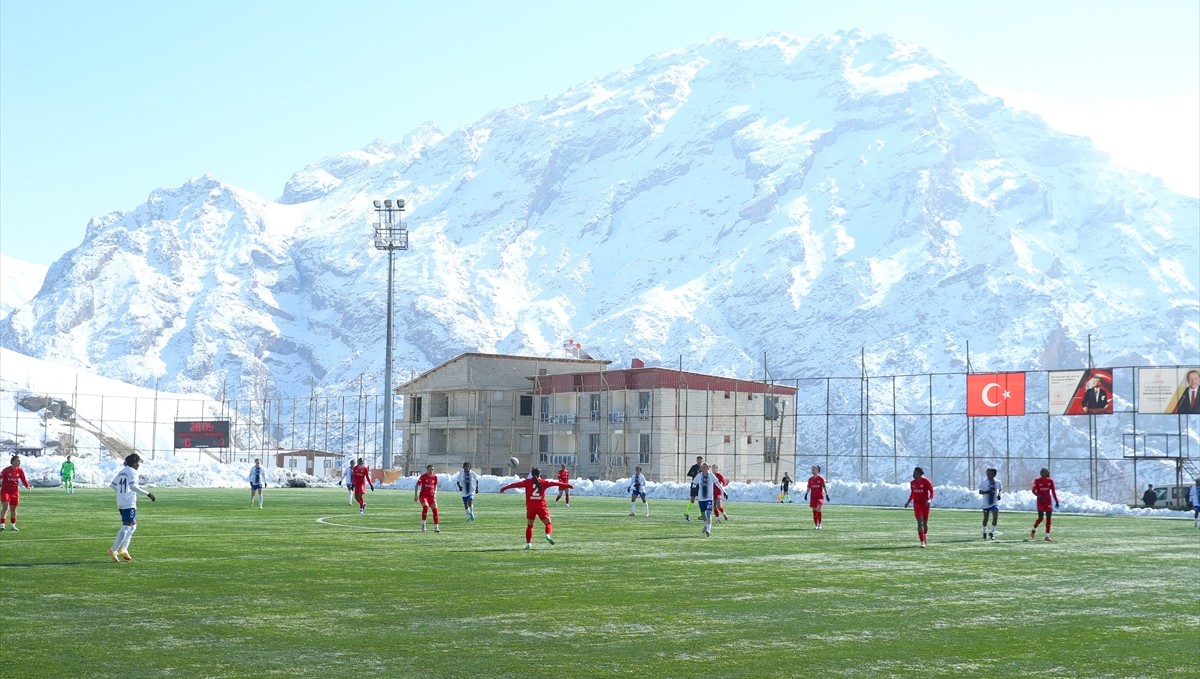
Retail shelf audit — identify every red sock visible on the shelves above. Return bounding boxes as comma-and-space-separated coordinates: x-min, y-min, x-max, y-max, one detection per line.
525, 525, 533, 543
358, 498, 365, 509
1033, 517, 1042, 529
421, 507, 428, 520
432, 507, 439, 524
1045, 515, 1052, 533
545, 522, 553, 536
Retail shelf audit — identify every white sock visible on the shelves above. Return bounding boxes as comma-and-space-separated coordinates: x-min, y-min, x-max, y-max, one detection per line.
112, 526, 129, 551
631, 502, 636, 512
120, 524, 137, 550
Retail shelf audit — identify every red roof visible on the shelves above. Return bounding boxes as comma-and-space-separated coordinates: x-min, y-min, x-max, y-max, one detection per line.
533, 367, 796, 395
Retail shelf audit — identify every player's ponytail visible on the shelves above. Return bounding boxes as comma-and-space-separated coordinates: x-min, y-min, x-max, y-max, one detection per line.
531, 467, 543, 495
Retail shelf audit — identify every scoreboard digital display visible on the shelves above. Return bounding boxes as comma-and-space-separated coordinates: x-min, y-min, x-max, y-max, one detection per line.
174, 420, 230, 449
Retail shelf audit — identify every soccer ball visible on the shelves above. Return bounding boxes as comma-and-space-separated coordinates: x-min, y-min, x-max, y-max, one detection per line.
509, 456, 520, 468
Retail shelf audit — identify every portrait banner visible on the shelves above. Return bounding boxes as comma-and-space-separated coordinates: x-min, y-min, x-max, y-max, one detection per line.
1138, 367, 1200, 414
1049, 369, 1113, 415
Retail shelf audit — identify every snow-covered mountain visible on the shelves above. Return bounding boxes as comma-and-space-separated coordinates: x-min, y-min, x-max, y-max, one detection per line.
0, 255, 47, 321
2, 30, 1198, 409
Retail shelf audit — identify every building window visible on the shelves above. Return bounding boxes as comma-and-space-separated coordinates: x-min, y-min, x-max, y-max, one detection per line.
724, 391, 730, 399
491, 429, 507, 444
539, 396, 551, 422
764, 436, 779, 463
288, 458, 297, 469
724, 435, 731, 444
539, 434, 550, 454
638, 434, 651, 465
519, 395, 533, 417
764, 396, 781, 421
589, 393, 601, 420
638, 392, 651, 419
409, 396, 423, 423
747, 393, 754, 400
589, 433, 600, 454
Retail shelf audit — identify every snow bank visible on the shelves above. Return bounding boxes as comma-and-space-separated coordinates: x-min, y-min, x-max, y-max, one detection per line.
13, 455, 1188, 517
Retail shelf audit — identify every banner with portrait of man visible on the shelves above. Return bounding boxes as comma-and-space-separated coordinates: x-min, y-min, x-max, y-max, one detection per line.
1137, 367, 1200, 414
1049, 369, 1113, 415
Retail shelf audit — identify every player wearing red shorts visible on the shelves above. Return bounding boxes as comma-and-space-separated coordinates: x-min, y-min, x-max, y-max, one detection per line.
803, 465, 831, 529
553, 464, 571, 507
415, 464, 441, 533
711, 465, 730, 522
904, 466, 934, 547
499, 467, 572, 549
1030, 468, 1059, 541
351, 458, 374, 514
0, 455, 32, 531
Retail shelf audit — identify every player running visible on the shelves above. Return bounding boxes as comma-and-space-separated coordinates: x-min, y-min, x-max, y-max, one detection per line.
627, 466, 649, 516
415, 464, 441, 532
978, 467, 1001, 540
711, 464, 730, 523
248, 459, 268, 509
108, 453, 156, 561
499, 467, 572, 549
684, 456, 703, 521
1030, 468, 1059, 541
453, 462, 481, 521
553, 464, 572, 507
690, 462, 725, 537
0, 455, 32, 531
904, 466, 934, 547
803, 465, 831, 529
351, 458, 374, 514
60, 454, 77, 494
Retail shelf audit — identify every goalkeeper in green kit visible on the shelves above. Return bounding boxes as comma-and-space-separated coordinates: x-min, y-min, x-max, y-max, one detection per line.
60, 455, 77, 494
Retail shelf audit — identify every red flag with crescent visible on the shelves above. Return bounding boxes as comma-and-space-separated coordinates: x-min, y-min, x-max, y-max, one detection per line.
967, 372, 1026, 416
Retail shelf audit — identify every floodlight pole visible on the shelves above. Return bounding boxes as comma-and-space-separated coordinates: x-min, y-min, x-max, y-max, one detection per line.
372, 199, 409, 470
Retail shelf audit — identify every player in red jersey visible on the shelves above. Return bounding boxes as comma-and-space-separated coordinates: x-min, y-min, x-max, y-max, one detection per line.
351, 458, 374, 514
803, 465, 831, 529
904, 466, 934, 547
1030, 468, 1059, 541
711, 465, 730, 522
499, 467, 572, 549
0, 455, 32, 531
414, 464, 441, 532
553, 464, 571, 507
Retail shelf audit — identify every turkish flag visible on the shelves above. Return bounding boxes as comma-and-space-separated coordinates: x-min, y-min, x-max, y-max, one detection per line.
967, 372, 1026, 416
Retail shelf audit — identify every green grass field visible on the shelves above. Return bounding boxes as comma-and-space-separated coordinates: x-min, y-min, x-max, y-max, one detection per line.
1, 488, 1197, 678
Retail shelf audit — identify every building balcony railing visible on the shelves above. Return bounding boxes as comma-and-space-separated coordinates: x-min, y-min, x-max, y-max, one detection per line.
608, 411, 625, 423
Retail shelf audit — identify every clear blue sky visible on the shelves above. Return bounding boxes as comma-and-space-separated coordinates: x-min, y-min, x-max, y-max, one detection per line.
2, 0, 1197, 265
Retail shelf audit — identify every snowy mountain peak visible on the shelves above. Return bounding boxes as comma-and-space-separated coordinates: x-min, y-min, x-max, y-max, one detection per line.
1, 31, 1196, 410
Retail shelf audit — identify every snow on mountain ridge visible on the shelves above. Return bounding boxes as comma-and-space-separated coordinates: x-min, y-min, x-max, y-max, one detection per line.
1, 30, 1197, 411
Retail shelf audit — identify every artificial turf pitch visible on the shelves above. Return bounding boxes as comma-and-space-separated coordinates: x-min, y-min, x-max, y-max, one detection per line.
0, 488, 1196, 678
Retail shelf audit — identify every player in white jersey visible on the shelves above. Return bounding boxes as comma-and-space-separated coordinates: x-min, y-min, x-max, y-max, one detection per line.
108, 453, 155, 562
627, 466, 650, 516
341, 462, 355, 506
689, 463, 725, 537
247, 459, 268, 508
453, 462, 482, 521
978, 468, 1002, 540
